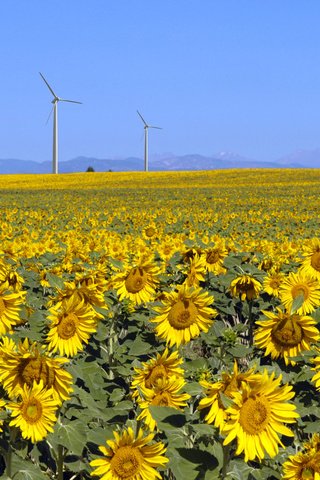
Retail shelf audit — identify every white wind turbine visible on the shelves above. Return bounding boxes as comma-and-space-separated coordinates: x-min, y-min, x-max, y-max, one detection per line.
137, 110, 162, 172
39, 72, 82, 174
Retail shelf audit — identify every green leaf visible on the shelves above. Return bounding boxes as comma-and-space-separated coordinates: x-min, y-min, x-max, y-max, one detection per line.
149, 406, 186, 432
86, 425, 114, 445
45, 272, 64, 290
223, 256, 243, 269
128, 336, 154, 356
192, 423, 215, 436
303, 422, 320, 433
167, 449, 198, 480
55, 420, 87, 456
291, 293, 304, 314
229, 344, 253, 357
183, 381, 204, 396
10, 454, 49, 480
184, 358, 209, 373
219, 392, 234, 409
108, 257, 123, 270
109, 388, 125, 403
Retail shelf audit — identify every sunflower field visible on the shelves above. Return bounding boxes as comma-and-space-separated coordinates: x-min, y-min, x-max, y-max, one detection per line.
0, 168, 320, 480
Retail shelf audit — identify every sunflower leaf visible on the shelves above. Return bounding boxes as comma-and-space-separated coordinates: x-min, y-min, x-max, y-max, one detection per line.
149, 406, 187, 431
45, 272, 64, 290
55, 419, 87, 456
166, 448, 199, 480
291, 293, 304, 314
219, 392, 234, 409
10, 453, 48, 480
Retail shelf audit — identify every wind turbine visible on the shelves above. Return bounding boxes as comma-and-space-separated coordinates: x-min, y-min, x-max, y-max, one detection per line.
137, 110, 162, 172
39, 72, 82, 174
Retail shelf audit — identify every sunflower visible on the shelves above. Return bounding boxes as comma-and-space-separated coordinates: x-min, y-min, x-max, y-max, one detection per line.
0, 287, 26, 334
311, 356, 320, 390
282, 451, 320, 479
8, 380, 58, 443
48, 279, 107, 310
198, 362, 257, 432
75, 267, 109, 299
90, 426, 168, 480
137, 376, 190, 431
282, 434, 320, 479
142, 222, 158, 241
300, 238, 320, 280
112, 259, 160, 305
222, 370, 299, 462
150, 284, 217, 347
254, 308, 320, 366
263, 270, 285, 297
46, 296, 98, 357
229, 274, 261, 301
202, 243, 228, 275
182, 252, 206, 287
279, 271, 320, 315
131, 348, 184, 399
0, 263, 24, 291
0, 337, 73, 403
0, 398, 7, 432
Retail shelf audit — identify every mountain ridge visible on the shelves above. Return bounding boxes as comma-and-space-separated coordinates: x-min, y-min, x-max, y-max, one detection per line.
0, 150, 319, 174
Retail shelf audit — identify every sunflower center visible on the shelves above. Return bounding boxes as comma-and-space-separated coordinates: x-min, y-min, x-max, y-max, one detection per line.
206, 250, 220, 264
145, 365, 167, 389
19, 356, 55, 388
269, 277, 281, 289
57, 313, 78, 339
168, 299, 198, 329
239, 396, 270, 434
291, 284, 309, 300
271, 315, 303, 347
0, 298, 5, 316
240, 282, 254, 292
125, 268, 148, 293
311, 252, 320, 272
8, 272, 18, 287
22, 398, 43, 424
145, 227, 156, 238
110, 446, 142, 479
152, 391, 171, 406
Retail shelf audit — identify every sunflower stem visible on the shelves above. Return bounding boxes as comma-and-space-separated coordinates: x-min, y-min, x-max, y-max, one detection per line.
5, 427, 17, 478
248, 300, 254, 347
57, 443, 65, 480
135, 418, 142, 439
107, 316, 117, 380
220, 443, 231, 478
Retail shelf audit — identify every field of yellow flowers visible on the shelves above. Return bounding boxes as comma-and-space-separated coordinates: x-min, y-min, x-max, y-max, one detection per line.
0, 168, 320, 479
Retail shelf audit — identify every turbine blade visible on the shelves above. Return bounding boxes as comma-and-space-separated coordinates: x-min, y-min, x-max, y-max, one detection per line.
137, 110, 148, 126
39, 72, 58, 98
149, 125, 162, 130
60, 98, 82, 104
45, 106, 54, 125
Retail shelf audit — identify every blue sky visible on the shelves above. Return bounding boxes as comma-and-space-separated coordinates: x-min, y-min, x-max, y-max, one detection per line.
1, 1, 320, 163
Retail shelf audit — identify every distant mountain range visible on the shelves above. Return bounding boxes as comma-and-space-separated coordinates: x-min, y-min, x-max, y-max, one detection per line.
1, 149, 320, 174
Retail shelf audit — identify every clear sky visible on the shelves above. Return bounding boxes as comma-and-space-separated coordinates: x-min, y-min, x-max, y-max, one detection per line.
1, 0, 320, 163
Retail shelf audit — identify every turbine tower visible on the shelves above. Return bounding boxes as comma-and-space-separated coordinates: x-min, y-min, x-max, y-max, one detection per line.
39, 72, 82, 174
137, 110, 162, 172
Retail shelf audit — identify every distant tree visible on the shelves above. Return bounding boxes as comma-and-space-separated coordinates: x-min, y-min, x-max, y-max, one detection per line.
86, 166, 95, 172
108, 169, 113, 172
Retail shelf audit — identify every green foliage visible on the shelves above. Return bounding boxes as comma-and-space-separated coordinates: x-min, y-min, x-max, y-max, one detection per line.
0, 197, 319, 479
